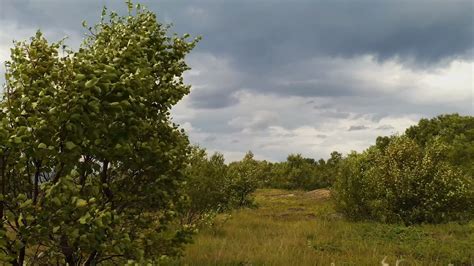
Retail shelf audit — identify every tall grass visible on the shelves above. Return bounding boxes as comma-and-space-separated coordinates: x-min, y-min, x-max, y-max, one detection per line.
178, 189, 473, 265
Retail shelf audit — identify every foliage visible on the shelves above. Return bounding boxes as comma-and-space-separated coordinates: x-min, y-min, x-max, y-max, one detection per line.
334, 136, 474, 224
268, 152, 342, 190
181, 149, 267, 227
179, 189, 473, 265
0, 3, 198, 265
332, 150, 376, 220
180, 147, 231, 225
227, 152, 268, 207
405, 113, 474, 176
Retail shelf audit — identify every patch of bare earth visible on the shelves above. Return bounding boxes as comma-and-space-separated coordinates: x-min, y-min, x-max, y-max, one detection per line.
304, 188, 331, 200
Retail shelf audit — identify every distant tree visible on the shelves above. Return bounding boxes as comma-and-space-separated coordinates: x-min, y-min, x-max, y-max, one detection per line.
323, 151, 343, 186
227, 152, 264, 207
0, 3, 198, 264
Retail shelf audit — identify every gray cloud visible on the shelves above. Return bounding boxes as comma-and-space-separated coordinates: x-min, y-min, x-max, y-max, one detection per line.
1, 0, 472, 161
377, 125, 395, 130
348, 125, 370, 131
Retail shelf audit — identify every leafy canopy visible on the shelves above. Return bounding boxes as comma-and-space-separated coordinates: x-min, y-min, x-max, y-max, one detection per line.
0, 2, 198, 265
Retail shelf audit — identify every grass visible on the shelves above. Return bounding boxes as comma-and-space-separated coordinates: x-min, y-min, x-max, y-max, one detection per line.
177, 189, 474, 265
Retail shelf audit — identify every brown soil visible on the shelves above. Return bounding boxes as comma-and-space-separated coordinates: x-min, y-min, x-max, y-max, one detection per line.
304, 189, 331, 200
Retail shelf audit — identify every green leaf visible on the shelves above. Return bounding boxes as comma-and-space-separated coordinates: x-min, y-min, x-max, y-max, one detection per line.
19, 199, 33, 209
38, 143, 47, 149
76, 199, 88, 208
78, 212, 91, 224
75, 73, 86, 81
85, 78, 99, 88
65, 141, 77, 150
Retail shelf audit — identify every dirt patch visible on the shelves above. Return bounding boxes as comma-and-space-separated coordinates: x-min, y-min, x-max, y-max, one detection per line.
305, 189, 331, 200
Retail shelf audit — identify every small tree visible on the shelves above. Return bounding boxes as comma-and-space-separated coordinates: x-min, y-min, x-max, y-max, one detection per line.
1, 3, 198, 264
227, 152, 263, 207
181, 147, 230, 225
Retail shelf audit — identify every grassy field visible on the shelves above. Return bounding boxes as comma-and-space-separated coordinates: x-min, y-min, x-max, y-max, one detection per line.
178, 189, 474, 265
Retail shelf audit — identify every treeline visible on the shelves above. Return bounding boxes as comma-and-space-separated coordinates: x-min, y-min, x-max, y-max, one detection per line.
186, 114, 474, 225
179, 147, 344, 226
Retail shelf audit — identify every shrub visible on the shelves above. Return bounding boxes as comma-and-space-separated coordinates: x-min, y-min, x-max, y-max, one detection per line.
181, 149, 264, 227
181, 147, 232, 225
334, 137, 474, 224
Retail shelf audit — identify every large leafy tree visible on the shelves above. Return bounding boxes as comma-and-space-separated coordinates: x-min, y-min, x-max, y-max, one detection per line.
1, 3, 198, 264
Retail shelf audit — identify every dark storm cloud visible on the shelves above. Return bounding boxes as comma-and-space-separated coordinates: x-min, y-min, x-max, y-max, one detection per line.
2, 0, 472, 109
159, 0, 474, 68
189, 89, 239, 109
348, 125, 369, 131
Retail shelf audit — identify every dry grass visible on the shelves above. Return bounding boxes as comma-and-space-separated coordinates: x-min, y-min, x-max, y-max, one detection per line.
177, 189, 474, 266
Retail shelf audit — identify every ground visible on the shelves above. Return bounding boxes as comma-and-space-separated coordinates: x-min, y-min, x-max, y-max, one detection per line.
178, 189, 473, 265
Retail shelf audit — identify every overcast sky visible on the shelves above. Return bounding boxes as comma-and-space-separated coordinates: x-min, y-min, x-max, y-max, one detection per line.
1, 0, 473, 161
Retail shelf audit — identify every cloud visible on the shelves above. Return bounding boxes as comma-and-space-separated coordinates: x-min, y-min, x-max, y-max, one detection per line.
348, 125, 369, 131
1, 0, 472, 162
160, 0, 473, 70
228, 110, 278, 132
376, 125, 395, 131
183, 53, 243, 109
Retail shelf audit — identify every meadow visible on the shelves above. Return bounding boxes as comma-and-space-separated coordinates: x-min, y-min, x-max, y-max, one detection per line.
179, 189, 474, 266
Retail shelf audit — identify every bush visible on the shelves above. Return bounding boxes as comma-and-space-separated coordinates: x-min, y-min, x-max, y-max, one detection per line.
181, 147, 232, 225
405, 113, 474, 176
334, 137, 474, 224
268, 152, 342, 190
181, 149, 263, 227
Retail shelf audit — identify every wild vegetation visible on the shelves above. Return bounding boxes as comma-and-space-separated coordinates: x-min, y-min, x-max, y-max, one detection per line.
0, 2, 473, 265
178, 189, 473, 265
0, 3, 199, 264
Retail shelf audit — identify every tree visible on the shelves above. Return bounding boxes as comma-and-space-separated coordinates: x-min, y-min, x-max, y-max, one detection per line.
227, 152, 264, 207
0, 3, 199, 264
181, 147, 231, 225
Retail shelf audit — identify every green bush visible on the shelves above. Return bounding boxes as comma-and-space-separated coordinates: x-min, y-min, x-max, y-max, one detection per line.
181, 147, 232, 225
267, 152, 342, 190
334, 137, 474, 224
181, 150, 263, 226
405, 113, 474, 176
333, 150, 378, 220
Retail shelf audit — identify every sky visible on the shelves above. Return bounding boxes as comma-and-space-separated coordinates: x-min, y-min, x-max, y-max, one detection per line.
1, 0, 473, 161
